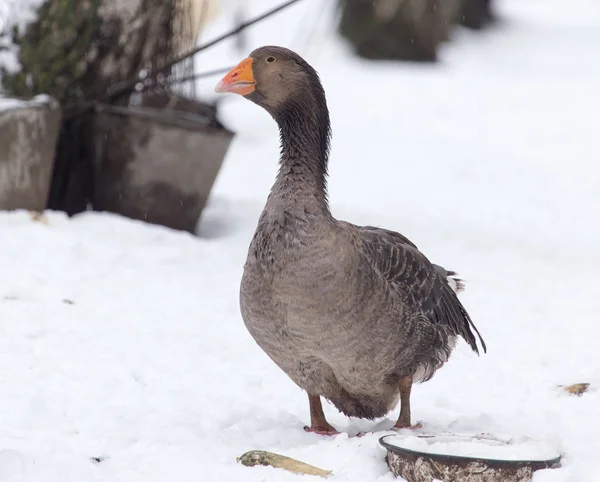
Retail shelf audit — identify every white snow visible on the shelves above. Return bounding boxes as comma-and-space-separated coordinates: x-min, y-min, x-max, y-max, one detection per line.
0, 96, 25, 111
382, 433, 561, 462
1, 0, 600, 481
0, 94, 54, 112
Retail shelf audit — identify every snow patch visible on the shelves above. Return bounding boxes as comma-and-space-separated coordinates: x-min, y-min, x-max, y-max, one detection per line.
0, 94, 54, 112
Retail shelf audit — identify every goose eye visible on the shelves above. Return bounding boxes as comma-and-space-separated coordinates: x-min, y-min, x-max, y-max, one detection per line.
265, 56, 276, 63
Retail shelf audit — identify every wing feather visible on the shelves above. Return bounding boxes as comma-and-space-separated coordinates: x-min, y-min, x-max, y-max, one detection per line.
358, 225, 486, 354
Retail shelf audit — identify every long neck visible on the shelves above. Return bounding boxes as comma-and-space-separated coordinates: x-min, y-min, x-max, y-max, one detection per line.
267, 92, 331, 216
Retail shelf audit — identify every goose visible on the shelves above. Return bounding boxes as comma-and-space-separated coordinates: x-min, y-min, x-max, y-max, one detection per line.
215, 46, 486, 435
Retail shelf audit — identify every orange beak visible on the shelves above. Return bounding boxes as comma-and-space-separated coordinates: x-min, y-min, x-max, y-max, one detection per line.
214, 58, 256, 96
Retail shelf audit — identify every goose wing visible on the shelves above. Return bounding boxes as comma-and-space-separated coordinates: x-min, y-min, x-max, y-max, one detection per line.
357, 225, 486, 354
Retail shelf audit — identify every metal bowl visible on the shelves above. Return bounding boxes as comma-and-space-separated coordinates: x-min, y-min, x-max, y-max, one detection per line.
379, 433, 562, 482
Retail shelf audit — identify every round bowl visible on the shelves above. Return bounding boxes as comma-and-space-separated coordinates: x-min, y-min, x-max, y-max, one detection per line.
379, 432, 562, 482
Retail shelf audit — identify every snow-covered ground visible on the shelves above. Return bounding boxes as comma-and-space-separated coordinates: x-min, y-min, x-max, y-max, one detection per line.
2, 0, 600, 480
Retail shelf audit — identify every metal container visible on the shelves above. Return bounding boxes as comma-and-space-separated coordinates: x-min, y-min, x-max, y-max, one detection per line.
93, 100, 233, 233
380, 433, 562, 482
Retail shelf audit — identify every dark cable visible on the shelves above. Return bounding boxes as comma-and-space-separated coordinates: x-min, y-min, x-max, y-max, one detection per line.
105, 0, 304, 102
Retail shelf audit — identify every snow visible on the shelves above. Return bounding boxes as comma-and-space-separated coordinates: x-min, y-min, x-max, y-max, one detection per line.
0, 94, 54, 112
1, 0, 600, 481
0, 96, 25, 111
382, 433, 561, 462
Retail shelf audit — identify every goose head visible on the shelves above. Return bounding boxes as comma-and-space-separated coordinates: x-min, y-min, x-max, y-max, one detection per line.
214, 46, 326, 119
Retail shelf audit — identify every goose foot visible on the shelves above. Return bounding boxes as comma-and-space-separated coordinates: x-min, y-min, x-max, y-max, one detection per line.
305, 394, 339, 435
355, 421, 423, 437
303, 425, 340, 436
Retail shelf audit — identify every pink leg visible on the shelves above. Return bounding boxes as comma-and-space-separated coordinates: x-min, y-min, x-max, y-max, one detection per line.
393, 375, 423, 430
303, 394, 339, 435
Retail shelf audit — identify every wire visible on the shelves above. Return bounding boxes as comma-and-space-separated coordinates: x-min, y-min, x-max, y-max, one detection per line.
156, 65, 233, 85
104, 0, 305, 102
65, 0, 305, 120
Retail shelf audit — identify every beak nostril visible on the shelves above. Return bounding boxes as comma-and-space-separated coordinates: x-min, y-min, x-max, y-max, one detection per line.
231, 72, 239, 78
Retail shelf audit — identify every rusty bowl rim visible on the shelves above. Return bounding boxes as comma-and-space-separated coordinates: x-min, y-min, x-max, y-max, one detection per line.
379, 434, 562, 469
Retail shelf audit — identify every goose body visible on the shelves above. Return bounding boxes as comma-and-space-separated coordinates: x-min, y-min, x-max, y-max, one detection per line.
216, 46, 485, 432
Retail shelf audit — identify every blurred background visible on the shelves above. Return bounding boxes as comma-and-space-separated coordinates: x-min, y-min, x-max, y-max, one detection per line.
1, 0, 598, 253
